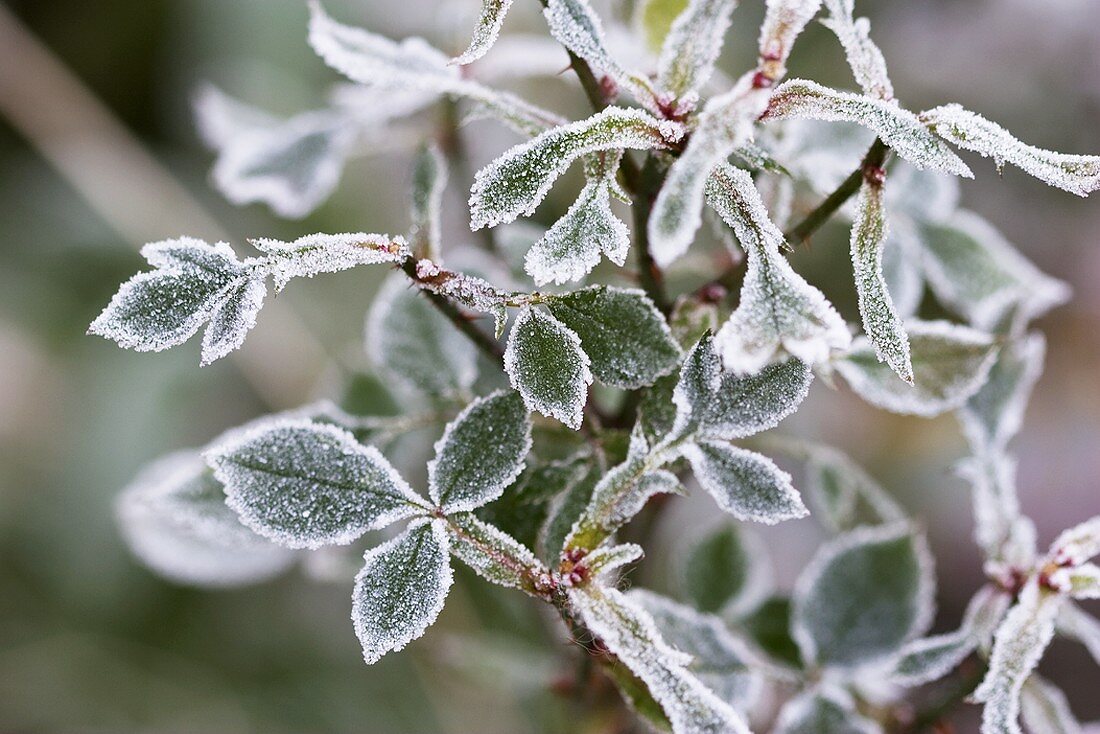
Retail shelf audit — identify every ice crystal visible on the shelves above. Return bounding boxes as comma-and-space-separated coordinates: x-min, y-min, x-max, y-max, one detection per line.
546, 286, 681, 389
443, 512, 546, 592
470, 107, 682, 229
763, 80, 973, 177
682, 441, 808, 524
792, 523, 935, 669
251, 232, 410, 292
706, 163, 851, 374
453, 0, 515, 66
656, 0, 738, 101
820, 0, 893, 100
427, 391, 531, 513
200, 274, 267, 367
352, 518, 453, 664
208, 419, 429, 549
834, 319, 1000, 417
412, 262, 510, 336
566, 459, 683, 551
758, 0, 823, 77
922, 104, 1100, 197
504, 306, 592, 429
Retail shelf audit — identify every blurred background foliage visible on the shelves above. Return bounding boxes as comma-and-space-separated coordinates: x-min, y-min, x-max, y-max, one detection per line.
0, 0, 1097, 731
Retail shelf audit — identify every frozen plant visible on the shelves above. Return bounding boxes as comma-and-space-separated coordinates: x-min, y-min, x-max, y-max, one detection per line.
93, 0, 1100, 732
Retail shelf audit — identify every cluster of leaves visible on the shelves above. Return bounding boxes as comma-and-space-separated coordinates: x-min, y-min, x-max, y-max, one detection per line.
96, 0, 1100, 732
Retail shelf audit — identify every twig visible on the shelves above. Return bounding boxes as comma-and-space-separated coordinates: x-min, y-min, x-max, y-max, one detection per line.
400, 258, 505, 361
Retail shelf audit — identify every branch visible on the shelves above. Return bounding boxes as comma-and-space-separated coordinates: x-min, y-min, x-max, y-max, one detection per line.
399, 258, 505, 361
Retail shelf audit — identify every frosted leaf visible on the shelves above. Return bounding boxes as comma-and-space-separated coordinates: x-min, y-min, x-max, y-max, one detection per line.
453, 0, 514, 65
917, 210, 1070, 331
546, 286, 681, 389
1020, 676, 1082, 734
1048, 516, 1100, 568
819, 0, 892, 100
458, 85, 568, 137
680, 523, 773, 618
443, 512, 547, 594
670, 334, 814, 442
568, 584, 751, 734
211, 110, 357, 219
922, 104, 1100, 196
834, 319, 1000, 417
525, 178, 629, 285
850, 177, 912, 383
566, 460, 683, 551
1050, 564, 1100, 600
470, 107, 683, 229
1055, 603, 1100, 667
774, 118, 875, 195
116, 451, 295, 587
366, 274, 479, 400
649, 74, 772, 267
540, 457, 601, 559
801, 445, 905, 533
584, 543, 645, 580
193, 84, 278, 150
887, 162, 960, 224
792, 523, 935, 669
880, 224, 924, 319
628, 589, 763, 712
958, 333, 1046, 457
656, 0, 738, 101
892, 585, 1011, 687
682, 441, 808, 525
504, 306, 592, 429
200, 274, 267, 367
707, 163, 851, 373
207, 419, 429, 549
956, 453, 1030, 564
543, 0, 656, 106
412, 260, 510, 336
758, 0, 823, 79
251, 232, 410, 292
973, 582, 1063, 734
774, 686, 882, 734
428, 391, 531, 513
89, 238, 248, 359
352, 518, 453, 664
763, 80, 973, 178
409, 143, 446, 260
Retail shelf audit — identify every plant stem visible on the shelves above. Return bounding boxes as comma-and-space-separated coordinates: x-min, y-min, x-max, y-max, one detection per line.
400, 258, 505, 361
439, 97, 497, 253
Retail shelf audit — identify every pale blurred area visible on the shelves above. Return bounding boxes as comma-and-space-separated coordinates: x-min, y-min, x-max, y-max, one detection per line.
0, 0, 1097, 731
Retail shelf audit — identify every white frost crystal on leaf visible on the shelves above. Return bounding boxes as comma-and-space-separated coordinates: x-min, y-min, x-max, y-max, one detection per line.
758, 0, 823, 75
504, 306, 592, 429
922, 104, 1100, 197
958, 333, 1046, 457
657, 0, 738, 101
682, 441, 808, 525
569, 584, 751, 734
834, 319, 999, 417
649, 74, 772, 266
1048, 516, 1100, 569
200, 274, 268, 367
763, 80, 972, 178
453, 0, 514, 65
470, 107, 682, 229
917, 210, 1070, 332
706, 164, 850, 374
117, 451, 295, 587
820, 0, 892, 100
850, 177, 912, 383
251, 233, 410, 292
792, 523, 935, 670
352, 518, 453, 664
443, 512, 546, 591
774, 686, 882, 734
427, 391, 531, 513
1020, 676, 1082, 734
974, 582, 1063, 734
208, 419, 429, 549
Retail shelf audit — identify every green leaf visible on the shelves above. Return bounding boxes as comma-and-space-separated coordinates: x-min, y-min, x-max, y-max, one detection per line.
851, 177, 912, 383
629, 590, 762, 712
763, 80, 972, 177
683, 441, 808, 524
547, 286, 681, 389
200, 274, 268, 367
352, 519, 453, 664
922, 104, 1100, 196
540, 457, 602, 560
409, 143, 446, 259
566, 458, 683, 552
636, 0, 690, 52
774, 686, 882, 734
958, 333, 1046, 456
443, 512, 547, 595
504, 306, 592, 429
428, 391, 532, 513
366, 273, 479, 400
706, 163, 851, 373
834, 319, 1000, 417
568, 584, 751, 734
800, 445, 905, 533
208, 420, 429, 549
670, 334, 813, 442
470, 107, 683, 229
792, 523, 935, 669
917, 210, 1069, 331
656, 0, 738, 100
116, 451, 295, 587
680, 523, 771, 617
453, 0, 514, 65
742, 597, 802, 667
820, 0, 893, 100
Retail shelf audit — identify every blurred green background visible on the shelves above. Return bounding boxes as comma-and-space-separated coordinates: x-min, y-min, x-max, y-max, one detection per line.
0, 0, 1097, 731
